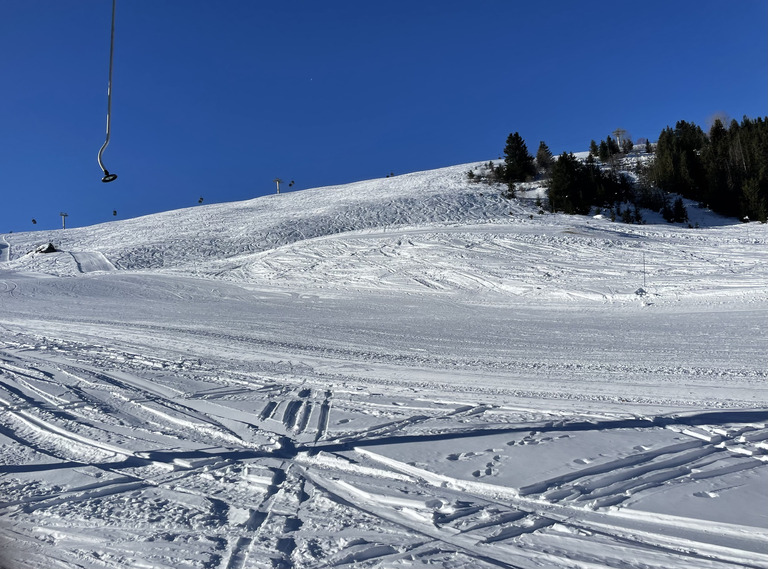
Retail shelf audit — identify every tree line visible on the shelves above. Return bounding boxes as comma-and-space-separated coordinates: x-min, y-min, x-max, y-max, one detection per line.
489, 116, 767, 223
652, 117, 767, 222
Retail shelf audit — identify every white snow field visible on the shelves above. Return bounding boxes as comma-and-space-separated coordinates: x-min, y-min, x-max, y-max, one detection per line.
0, 163, 766, 569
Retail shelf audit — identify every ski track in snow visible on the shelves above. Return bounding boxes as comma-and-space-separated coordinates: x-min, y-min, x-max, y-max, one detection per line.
0, 162, 767, 569
1, 344, 766, 569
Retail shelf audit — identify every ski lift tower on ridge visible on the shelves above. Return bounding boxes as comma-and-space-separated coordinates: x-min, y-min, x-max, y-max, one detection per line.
273, 178, 283, 194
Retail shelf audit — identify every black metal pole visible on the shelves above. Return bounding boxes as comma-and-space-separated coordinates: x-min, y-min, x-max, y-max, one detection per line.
97, 0, 118, 183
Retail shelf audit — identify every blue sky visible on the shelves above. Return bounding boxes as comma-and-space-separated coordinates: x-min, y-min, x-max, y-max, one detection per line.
1, 1, 766, 232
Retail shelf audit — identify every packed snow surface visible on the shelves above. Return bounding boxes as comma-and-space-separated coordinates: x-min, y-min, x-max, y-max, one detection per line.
1, 163, 767, 569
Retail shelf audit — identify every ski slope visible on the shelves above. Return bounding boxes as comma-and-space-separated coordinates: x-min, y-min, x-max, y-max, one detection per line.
0, 163, 766, 569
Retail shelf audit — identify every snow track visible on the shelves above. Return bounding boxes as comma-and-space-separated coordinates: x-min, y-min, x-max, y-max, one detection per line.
1, 336, 765, 569
0, 163, 766, 568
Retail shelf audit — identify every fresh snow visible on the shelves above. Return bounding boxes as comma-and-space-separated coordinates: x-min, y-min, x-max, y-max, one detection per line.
0, 163, 766, 569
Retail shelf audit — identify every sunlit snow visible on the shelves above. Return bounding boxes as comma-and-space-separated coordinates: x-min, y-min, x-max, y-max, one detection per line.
1, 163, 766, 568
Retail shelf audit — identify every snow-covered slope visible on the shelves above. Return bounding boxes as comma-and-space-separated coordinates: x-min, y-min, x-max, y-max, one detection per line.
4, 164, 518, 273
3, 162, 762, 305
0, 164, 766, 569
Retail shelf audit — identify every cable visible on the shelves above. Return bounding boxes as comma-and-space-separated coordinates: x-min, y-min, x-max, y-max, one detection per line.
97, 0, 118, 183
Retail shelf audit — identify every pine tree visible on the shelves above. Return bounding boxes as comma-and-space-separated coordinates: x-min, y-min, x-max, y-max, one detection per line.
598, 140, 609, 162
702, 118, 735, 215
606, 135, 620, 155
589, 140, 599, 157
742, 177, 767, 222
536, 141, 554, 174
503, 132, 536, 185
652, 121, 707, 201
547, 153, 594, 214
672, 197, 689, 223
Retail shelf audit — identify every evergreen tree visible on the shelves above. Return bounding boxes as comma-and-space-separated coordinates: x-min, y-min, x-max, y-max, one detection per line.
742, 177, 767, 222
633, 203, 643, 224
651, 121, 707, 200
661, 200, 674, 222
606, 135, 620, 155
702, 119, 736, 215
495, 115, 768, 223
598, 140, 609, 162
535, 141, 554, 174
503, 132, 536, 185
547, 153, 593, 214
653, 127, 676, 189
672, 196, 689, 223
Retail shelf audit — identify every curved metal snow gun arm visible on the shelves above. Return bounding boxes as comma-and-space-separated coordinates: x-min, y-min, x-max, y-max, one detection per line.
98, 0, 118, 183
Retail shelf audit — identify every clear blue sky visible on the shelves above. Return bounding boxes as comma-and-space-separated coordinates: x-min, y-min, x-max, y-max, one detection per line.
2, 1, 766, 232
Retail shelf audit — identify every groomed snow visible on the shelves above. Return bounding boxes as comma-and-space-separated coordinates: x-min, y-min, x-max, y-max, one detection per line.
1, 163, 766, 569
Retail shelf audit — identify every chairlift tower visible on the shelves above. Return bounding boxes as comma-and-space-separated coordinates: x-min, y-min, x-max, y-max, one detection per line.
60, 212, 68, 229
273, 178, 283, 194
612, 128, 627, 148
